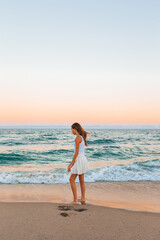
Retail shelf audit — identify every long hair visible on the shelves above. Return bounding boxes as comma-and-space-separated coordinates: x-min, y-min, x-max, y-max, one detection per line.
71, 122, 90, 146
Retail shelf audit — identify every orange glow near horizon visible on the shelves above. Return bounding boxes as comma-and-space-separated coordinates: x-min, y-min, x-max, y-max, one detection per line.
1, 1, 160, 126
0, 100, 160, 125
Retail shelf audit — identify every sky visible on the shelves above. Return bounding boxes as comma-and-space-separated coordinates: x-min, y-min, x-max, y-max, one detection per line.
0, 0, 160, 126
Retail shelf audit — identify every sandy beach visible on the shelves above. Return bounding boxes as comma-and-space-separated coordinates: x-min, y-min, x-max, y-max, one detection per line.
0, 182, 160, 240
0, 181, 160, 213
0, 202, 160, 240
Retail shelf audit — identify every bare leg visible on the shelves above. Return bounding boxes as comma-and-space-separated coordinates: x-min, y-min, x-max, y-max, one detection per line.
79, 174, 85, 201
69, 174, 78, 202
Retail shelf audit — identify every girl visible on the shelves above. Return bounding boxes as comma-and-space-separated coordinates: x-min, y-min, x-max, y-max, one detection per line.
67, 122, 90, 205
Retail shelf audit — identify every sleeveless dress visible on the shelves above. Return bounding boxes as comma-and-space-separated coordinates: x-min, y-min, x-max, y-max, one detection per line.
71, 135, 90, 175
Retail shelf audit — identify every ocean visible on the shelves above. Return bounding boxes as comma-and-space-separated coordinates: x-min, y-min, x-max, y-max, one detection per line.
0, 128, 160, 184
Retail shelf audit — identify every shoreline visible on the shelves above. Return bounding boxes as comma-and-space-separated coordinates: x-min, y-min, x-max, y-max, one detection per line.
0, 201, 160, 240
1, 181, 160, 240
0, 181, 160, 213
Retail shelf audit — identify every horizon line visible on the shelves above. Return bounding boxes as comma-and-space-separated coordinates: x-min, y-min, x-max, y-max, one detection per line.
0, 124, 160, 129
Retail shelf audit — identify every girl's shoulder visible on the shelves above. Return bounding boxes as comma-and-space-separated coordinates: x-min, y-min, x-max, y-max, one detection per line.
75, 135, 82, 143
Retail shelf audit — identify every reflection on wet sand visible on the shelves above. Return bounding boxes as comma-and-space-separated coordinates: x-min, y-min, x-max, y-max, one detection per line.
0, 182, 160, 213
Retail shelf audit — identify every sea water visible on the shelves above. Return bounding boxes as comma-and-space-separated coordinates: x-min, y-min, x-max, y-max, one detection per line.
0, 128, 160, 184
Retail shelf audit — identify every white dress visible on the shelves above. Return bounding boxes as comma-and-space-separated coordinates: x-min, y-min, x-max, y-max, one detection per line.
71, 135, 90, 175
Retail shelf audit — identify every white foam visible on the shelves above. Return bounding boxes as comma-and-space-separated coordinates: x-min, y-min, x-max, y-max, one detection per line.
0, 161, 160, 184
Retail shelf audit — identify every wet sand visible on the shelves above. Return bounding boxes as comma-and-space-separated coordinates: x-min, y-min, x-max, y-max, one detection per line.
0, 181, 160, 213
0, 182, 160, 240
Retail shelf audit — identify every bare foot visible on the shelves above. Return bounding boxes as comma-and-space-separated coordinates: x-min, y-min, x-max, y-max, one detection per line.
78, 199, 86, 204
78, 198, 86, 202
71, 200, 80, 205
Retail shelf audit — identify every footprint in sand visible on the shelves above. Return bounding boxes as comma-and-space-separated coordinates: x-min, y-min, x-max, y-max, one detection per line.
58, 204, 88, 217
60, 212, 69, 217
58, 205, 74, 211
74, 208, 88, 212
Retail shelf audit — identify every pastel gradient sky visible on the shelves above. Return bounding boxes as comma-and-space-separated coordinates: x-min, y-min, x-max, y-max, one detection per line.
0, 0, 160, 125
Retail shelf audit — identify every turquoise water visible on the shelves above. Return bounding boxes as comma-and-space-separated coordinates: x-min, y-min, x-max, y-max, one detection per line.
0, 129, 160, 183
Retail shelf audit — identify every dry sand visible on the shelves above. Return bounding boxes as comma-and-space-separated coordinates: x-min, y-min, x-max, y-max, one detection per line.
0, 202, 160, 240
0, 182, 160, 240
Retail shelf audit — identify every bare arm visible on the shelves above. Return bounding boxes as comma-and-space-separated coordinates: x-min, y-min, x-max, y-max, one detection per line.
71, 136, 81, 165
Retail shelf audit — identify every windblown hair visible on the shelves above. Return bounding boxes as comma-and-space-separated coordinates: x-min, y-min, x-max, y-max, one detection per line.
71, 122, 90, 146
